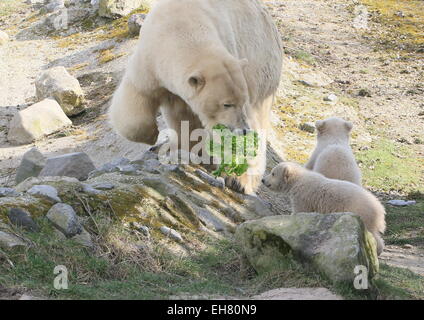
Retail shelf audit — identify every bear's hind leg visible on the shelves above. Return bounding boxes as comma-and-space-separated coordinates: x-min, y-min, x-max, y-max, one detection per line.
109, 77, 160, 145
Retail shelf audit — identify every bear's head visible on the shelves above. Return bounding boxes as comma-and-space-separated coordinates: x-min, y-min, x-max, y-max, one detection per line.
315, 117, 353, 142
184, 56, 250, 132
262, 162, 303, 192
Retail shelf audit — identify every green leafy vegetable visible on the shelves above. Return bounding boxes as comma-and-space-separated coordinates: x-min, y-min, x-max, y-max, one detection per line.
206, 124, 259, 177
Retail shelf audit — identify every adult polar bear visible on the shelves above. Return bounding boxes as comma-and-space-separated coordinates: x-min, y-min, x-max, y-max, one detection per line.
109, 0, 283, 194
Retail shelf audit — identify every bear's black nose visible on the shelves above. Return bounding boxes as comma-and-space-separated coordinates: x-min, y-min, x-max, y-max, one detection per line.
261, 179, 265, 184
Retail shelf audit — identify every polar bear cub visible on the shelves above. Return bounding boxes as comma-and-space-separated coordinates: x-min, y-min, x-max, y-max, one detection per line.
262, 162, 386, 255
305, 117, 361, 185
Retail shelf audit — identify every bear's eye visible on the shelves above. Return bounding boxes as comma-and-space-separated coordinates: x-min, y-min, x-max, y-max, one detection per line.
272, 173, 275, 177
223, 103, 235, 108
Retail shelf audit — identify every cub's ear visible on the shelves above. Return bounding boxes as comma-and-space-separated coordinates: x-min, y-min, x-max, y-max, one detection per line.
315, 120, 325, 132
188, 73, 205, 90
281, 164, 293, 182
344, 121, 353, 132
239, 58, 248, 69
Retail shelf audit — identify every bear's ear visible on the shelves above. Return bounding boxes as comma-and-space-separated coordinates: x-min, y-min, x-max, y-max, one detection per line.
315, 120, 325, 132
344, 121, 353, 132
281, 164, 293, 182
239, 58, 248, 69
188, 73, 205, 90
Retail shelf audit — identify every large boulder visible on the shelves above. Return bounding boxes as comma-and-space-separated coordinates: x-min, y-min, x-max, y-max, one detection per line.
35, 67, 85, 116
39, 152, 96, 181
99, 0, 154, 18
7, 99, 72, 145
15, 147, 47, 184
235, 212, 379, 283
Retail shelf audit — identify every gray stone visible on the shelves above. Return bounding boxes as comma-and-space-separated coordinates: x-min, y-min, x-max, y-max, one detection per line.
236, 212, 379, 283
15, 147, 47, 184
242, 194, 274, 217
45, 0, 65, 12
195, 206, 225, 232
90, 182, 115, 190
72, 228, 93, 247
82, 183, 102, 195
252, 288, 342, 300
7, 99, 72, 145
0, 188, 19, 197
160, 226, 183, 242
90, 157, 131, 178
194, 169, 225, 189
27, 185, 61, 203
8, 208, 39, 232
15, 176, 79, 193
0, 30, 9, 45
128, 13, 146, 36
35, 66, 85, 116
46, 203, 82, 237
0, 231, 27, 250
387, 200, 416, 207
39, 152, 96, 181
299, 122, 315, 133
324, 93, 338, 102
99, 0, 153, 18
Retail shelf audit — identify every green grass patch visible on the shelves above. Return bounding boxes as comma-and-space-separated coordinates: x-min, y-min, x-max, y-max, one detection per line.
384, 200, 424, 246
293, 50, 316, 66
356, 139, 423, 193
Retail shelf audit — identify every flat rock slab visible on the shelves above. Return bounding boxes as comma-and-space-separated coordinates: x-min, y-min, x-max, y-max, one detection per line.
27, 185, 61, 203
236, 212, 379, 283
7, 98, 72, 145
39, 152, 96, 181
251, 288, 343, 300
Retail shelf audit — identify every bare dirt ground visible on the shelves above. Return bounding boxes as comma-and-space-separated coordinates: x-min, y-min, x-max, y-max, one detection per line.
0, 0, 423, 291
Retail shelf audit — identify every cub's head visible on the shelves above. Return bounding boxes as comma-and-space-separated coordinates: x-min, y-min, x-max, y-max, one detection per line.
184, 56, 250, 132
315, 117, 353, 141
262, 162, 303, 192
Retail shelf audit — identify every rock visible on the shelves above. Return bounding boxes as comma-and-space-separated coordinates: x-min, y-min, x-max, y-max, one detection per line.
45, 0, 65, 12
403, 244, 413, 249
252, 288, 342, 300
35, 66, 85, 116
0, 30, 9, 45
324, 93, 338, 102
99, 0, 153, 18
90, 182, 115, 190
7, 99, 72, 145
387, 200, 416, 207
160, 226, 183, 242
81, 183, 102, 195
39, 152, 96, 181
8, 208, 39, 232
46, 203, 82, 237
194, 169, 225, 189
0, 231, 27, 250
299, 122, 315, 133
242, 194, 274, 217
358, 88, 372, 97
15, 176, 79, 193
0, 188, 19, 197
72, 228, 93, 247
89, 157, 130, 177
27, 185, 61, 203
236, 212, 379, 283
44, 8, 92, 31
128, 13, 146, 36
131, 222, 150, 237
15, 147, 47, 184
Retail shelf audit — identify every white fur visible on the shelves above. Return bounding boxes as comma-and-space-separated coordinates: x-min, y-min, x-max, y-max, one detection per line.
263, 162, 386, 255
109, 0, 283, 194
305, 117, 361, 185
